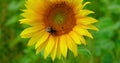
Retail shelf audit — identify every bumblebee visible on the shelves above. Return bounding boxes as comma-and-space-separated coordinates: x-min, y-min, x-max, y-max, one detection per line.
46, 27, 56, 34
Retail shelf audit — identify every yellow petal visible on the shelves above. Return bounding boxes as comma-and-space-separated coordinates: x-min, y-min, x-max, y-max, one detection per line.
76, 10, 94, 17
48, 0, 60, 3
83, 2, 91, 8
74, 1, 90, 13
60, 35, 68, 58
77, 17, 98, 25
51, 37, 58, 61
75, 0, 83, 3
74, 0, 83, 12
79, 35, 86, 45
69, 31, 86, 45
87, 25, 99, 31
25, 0, 45, 12
57, 37, 61, 59
73, 25, 93, 39
19, 19, 30, 24
44, 36, 55, 59
21, 10, 36, 18
69, 31, 81, 45
27, 30, 44, 46
67, 0, 83, 6
20, 26, 44, 38
66, 35, 78, 57
19, 19, 43, 26
35, 31, 50, 49
21, 10, 43, 21
74, 0, 83, 7
81, 25, 99, 31
36, 41, 48, 54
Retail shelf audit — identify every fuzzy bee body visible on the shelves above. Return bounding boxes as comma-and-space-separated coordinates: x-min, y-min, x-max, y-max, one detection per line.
46, 27, 56, 34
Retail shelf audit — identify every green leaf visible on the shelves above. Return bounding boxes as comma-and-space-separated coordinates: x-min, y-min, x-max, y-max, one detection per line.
101, 53, 113, 63
98, 17, 113, 29
78, 46, 91, 57
100, 41, 115, 51
5, 16, 19, 26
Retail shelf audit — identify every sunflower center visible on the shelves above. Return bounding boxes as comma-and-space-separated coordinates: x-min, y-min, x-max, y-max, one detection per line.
53, 11, 65, 25
43, 2, 76, 36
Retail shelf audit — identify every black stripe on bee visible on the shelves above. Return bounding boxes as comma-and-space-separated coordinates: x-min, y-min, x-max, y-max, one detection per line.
46, 27, 56, 34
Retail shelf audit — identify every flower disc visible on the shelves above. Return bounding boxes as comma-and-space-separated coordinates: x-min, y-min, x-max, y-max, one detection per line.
43, 2, 76, 36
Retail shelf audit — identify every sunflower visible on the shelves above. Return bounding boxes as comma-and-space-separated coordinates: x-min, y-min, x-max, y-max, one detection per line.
20, 0, 98, 61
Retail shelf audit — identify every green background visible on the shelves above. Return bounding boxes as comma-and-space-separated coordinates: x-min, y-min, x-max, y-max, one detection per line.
0, 0, 120, 63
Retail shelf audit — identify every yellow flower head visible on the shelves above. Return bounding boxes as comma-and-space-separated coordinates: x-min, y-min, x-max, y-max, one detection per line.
20, 0, 98, 61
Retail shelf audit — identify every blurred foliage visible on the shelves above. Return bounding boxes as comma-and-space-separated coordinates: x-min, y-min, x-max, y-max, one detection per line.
0, 0, 120, 63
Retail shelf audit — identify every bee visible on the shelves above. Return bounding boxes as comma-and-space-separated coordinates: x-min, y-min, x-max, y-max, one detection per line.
46, 27, 56, 34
